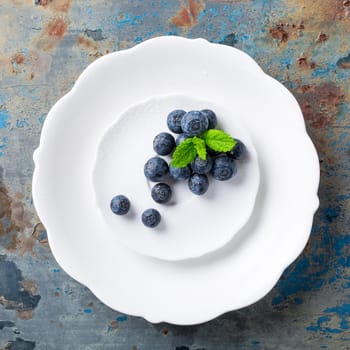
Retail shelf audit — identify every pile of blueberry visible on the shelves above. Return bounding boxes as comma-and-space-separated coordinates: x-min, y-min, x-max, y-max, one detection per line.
110, 109, 246, 228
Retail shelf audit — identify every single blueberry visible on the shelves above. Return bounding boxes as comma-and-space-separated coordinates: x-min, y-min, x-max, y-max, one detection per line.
227, 139, 246, 160
175, 133, 189, 146
211, 155, 237, 181
110, 195, 130, 215
191, 155, 213, 174
188, 173, 209, 195
181, 111, 209, 136
142, 208, 161, 228
206, 147, 222, 157
151, 183, 172, 204
169, 164, 192, 180
201, 109, 217, 129
167, 109, 186, 133
144, 156, 169, 182
153, 132, 176, 156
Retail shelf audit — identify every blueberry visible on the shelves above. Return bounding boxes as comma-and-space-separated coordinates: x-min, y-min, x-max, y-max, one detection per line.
144, 157, 169, 182
167, 109, 186, 133
169, 164, 192, 180
151, 183, 172, 204
153, 132, 176, 156
175, 133, 189, 146
181, 111, 209, 136
201, 109, 217, 129
191, 155, 213, 174
227, 139, 246, 160
188, 173, 209, 195
211, 155, 237, 181
142, 208, 161, 228
110, 195, 130, 215
206, 147, 222, 157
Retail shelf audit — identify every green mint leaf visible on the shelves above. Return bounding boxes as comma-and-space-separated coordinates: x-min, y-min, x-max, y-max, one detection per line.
203, 129, 237, 152
192, 136, 207, 160
171, 138, 197, 168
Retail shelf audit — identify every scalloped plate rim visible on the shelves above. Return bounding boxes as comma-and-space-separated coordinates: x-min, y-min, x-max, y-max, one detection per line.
32, 36, 320, 325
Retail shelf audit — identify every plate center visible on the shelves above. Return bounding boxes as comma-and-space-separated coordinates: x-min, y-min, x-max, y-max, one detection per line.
92, 94, 260, 261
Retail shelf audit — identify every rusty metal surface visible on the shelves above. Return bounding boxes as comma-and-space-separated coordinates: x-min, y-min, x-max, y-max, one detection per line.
0, 0, 350, 349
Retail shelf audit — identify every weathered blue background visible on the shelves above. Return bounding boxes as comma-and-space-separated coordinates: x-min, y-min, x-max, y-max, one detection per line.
0, 0, 349, 349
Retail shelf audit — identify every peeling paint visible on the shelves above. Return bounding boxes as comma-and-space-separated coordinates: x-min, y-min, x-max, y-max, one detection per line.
0, 110, 10, 129
269, 21, 304, 44
0, 186, 17, 236
219, 33, 237, 47
0, 184, 37, 256
11, 53, 25, 65
171, 0, 205, 28
4, 338, 35, 350
270, 24, 289, 43
294, 0, 349, 22
35, 18, 68, 51
0, 321, 15, 330
116, 315, 127, 322
316, 32, 329, 43
84, 29, 104, 41
31, 223, 48, 244
293, 83, 344, 129
0, 169, 49, 257
110, 320, 118, 328
35, 0, 72, 13
337, 53, 350, 68
77, 36, 98, 51
0, 256, 40, 319
10, 193, 33, 233
307, 305, 350, 333
16, 235, 36, 256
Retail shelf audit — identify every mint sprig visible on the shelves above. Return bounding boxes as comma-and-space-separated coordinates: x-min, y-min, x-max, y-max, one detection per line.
171, 129, 237, 168
192, 136, 207, 160
202, 129, 236, 152
171, 138, 197, 168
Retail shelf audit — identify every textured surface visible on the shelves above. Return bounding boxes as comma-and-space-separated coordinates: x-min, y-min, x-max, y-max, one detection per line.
0, 0, 349, 349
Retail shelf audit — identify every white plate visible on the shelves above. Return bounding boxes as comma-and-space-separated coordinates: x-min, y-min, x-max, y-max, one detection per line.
32, 36, 319, 325
92, 95, 260, 261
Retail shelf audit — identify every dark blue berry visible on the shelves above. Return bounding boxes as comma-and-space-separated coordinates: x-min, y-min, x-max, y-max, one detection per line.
175, 133, 189, 146
211, 155, 237, 181
181, 111, 209, 136
191, 155, 213, 174
153, 132, 175, 156
227, 139, 246, 160
110, 195, 130, 215
167, 109, 186, 133
142, 208, 161, 228
144, 157, 169, 182
201, 109, 217, 129
169, 164, 192, 180
188, 173, 209, 195
151, 183, 172, 204
206, 147, 222, 157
